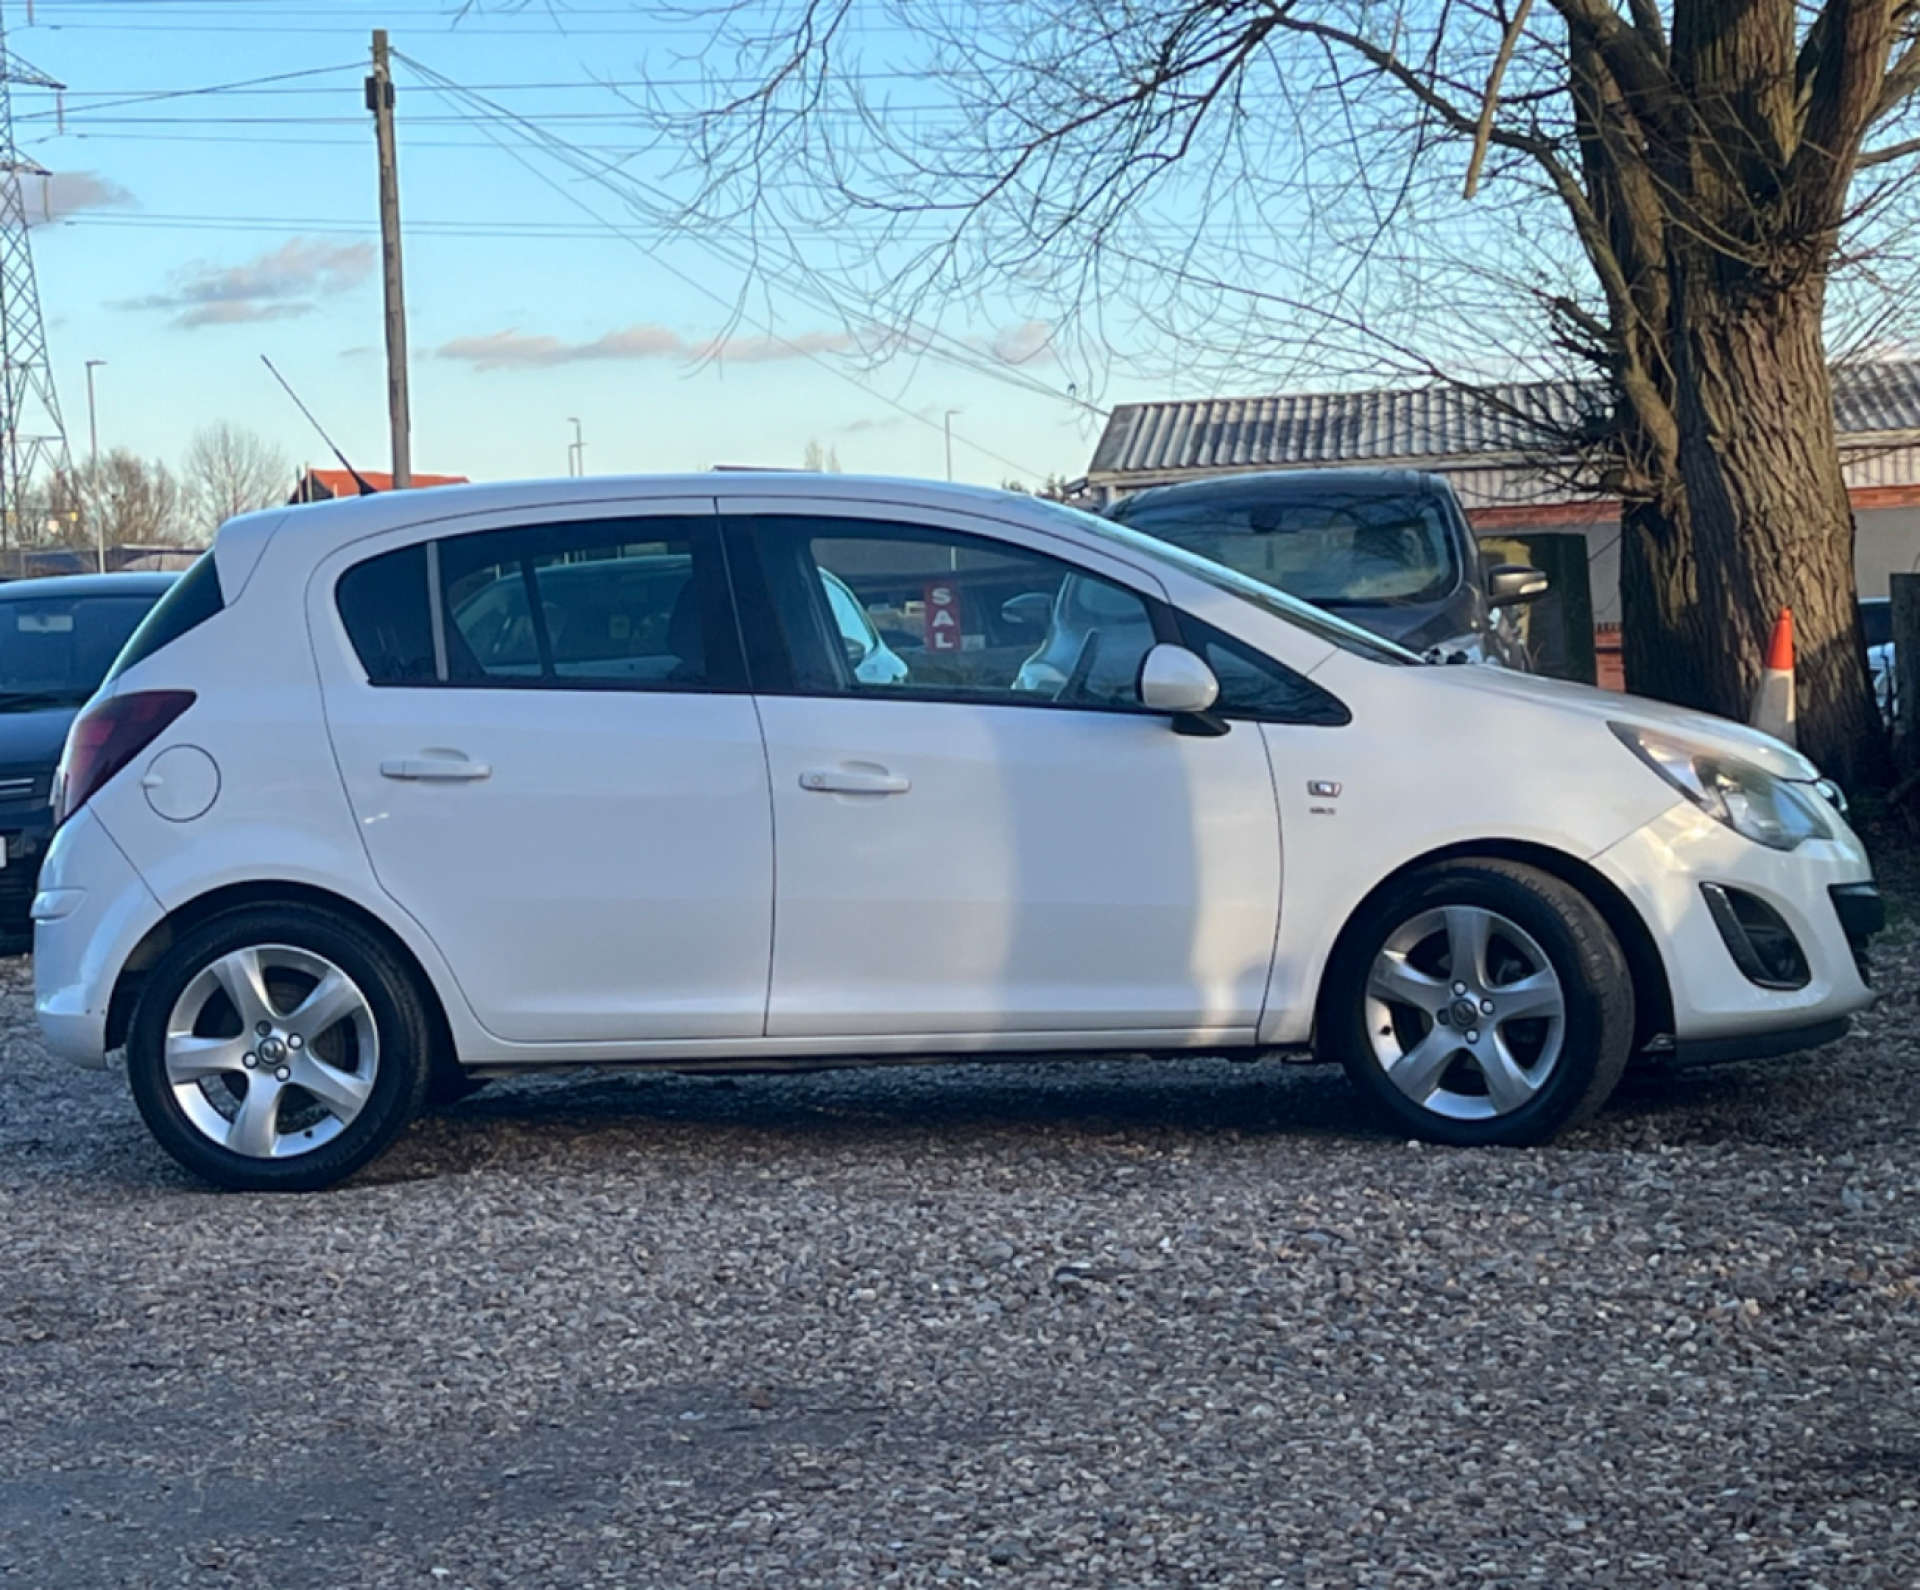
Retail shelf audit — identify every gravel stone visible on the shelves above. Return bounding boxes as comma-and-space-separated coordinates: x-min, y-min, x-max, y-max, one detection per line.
3, 855, 1918, 1587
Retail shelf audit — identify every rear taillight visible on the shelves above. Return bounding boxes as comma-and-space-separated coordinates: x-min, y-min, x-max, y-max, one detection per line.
54, 690, 195, 828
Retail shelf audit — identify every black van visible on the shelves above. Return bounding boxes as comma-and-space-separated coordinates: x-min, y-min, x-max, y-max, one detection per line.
1107, 468, 1549, 669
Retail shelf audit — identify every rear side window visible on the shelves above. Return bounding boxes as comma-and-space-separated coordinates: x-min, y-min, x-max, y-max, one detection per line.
336, 517, 741, 690
104, 556, 223, 685
337, 544, 435, 685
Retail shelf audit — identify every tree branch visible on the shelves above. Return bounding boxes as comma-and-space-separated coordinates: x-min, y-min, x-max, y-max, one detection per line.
1797, 0, 1899, 210
1859, 132, 1920, 162
1540, 0, 1680, 135
1464, 0, 1537, 199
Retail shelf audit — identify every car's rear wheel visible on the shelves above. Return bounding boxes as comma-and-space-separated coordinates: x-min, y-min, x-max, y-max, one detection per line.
127, 905, 432, 1191
1327, 860, 1633, 1146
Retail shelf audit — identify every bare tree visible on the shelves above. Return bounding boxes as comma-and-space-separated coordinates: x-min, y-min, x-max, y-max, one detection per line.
41, 452, 185, 554
182, 423, 290, 537
802, 439, 844, 472
629, 0, 1920, 783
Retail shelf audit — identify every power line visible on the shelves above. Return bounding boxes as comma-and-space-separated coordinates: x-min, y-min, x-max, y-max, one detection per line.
13, 61, 358, 119
395, 52, 1058, 480
394, 52, 1101, 422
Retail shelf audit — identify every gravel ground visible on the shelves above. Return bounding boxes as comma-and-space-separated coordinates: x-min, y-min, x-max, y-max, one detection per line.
3, 874, 1918, 1588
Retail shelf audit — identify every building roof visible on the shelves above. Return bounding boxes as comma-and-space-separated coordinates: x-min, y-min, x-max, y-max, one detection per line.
293, 467, 470, 502
1088, 360, 1920, 481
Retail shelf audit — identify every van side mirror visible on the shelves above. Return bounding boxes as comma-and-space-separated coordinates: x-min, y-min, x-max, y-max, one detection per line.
1487, 563, 1550, 605
1138, 643, 1220, 714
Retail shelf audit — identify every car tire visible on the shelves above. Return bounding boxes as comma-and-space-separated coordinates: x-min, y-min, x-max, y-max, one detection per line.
1326, 859, 1633, 1146
126, 904, 433, 1191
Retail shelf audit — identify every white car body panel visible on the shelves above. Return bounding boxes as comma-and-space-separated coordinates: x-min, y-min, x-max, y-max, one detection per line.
304, 497, 774, 1044
757, 695, 1281, 1037
31, 473, 1876, 1082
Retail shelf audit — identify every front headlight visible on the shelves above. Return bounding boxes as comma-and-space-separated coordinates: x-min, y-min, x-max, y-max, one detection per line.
1610, 724, 1833, 851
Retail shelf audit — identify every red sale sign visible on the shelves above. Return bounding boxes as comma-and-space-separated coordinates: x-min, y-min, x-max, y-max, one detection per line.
924, 581, 962, 652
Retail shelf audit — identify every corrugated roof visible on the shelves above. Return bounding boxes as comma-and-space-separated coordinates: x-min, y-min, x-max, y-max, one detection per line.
1088, 361, 1920, 479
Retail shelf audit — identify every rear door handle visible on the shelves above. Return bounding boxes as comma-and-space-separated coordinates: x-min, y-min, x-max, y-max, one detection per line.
798, 768, 910, 795
380, 757, 492, 782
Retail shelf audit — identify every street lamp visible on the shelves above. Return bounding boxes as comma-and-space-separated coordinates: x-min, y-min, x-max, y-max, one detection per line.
568, 416, 584, 477
84, 359, 106, 572
943, 408, 960, 482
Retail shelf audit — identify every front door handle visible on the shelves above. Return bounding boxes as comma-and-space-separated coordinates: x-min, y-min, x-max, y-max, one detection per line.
380, 757, 492, 782
799, 768, 910, 795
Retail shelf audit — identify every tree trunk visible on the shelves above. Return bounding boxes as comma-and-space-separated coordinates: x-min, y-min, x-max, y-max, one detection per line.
1619, 274, 1888, 787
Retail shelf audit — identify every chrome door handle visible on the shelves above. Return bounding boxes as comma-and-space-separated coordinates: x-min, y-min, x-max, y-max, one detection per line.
798, 768, 910, 795
380, 757, 492, 782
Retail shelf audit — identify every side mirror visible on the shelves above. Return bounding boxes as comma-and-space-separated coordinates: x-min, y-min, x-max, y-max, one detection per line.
1487, 563, 1550, 605
1138, 643, 1220, 715
1000, 591, 1054, 628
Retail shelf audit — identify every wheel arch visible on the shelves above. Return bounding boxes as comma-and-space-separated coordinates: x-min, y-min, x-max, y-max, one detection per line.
107, 880, 458, 1066
1311, 838, 1674, 1055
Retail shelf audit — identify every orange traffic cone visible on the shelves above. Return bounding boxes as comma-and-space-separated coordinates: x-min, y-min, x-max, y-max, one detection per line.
1749, 607, 1796, 745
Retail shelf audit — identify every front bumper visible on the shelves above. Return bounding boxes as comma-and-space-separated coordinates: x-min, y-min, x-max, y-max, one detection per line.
1594, 801, 1876, 1046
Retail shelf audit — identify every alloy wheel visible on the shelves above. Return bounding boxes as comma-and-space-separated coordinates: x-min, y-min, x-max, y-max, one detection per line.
1364, 904, 1566, 1121
162, 944, 380, 1159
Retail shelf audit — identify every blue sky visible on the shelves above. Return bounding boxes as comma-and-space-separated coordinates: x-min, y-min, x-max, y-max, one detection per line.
19, 0, 1119, 489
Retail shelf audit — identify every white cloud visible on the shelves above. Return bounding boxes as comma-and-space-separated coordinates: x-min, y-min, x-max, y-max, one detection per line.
119, 238, 374, 330
435, 323, 854, 371
26, 171, 133, 227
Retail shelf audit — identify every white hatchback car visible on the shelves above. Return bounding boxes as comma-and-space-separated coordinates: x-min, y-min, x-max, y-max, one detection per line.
34, 475, 1880, 1190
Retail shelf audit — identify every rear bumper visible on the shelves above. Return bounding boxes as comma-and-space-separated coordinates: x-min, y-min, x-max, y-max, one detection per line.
32, 808, 164, 1069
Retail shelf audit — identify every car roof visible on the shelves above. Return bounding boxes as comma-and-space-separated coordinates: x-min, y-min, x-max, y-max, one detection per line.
1114, 467, 1448, 514
0, 571, 180, 599
226, 474, 1103, 573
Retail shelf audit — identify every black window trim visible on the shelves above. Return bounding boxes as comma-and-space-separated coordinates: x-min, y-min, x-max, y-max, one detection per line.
1175, 611, 1352, 727
335, 513, 751, 694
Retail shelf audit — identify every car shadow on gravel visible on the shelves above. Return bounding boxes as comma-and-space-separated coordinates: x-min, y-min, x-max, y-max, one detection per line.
349, 1057, 1399, 1179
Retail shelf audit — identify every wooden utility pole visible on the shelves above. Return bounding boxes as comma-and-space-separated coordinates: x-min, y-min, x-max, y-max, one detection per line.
367, 30, 411, 488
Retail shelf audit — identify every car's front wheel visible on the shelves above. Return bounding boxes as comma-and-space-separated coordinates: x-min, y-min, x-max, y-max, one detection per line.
127, 905, 432, 1191
1327, 860, 1633, 1146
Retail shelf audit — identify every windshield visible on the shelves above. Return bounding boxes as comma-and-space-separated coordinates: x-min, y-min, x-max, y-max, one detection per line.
1112, 487, 1460, 606
1022, 497, 1421, 665
0, 591, 164, 708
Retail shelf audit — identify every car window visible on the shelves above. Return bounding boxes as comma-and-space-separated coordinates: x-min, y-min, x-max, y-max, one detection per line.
743, 516, 1158, 709
337, 517, 736, 690
0, 590, 170, 706
99, 565, 209, 688
337, 544, 435, 685
1179, 616, 1350, 725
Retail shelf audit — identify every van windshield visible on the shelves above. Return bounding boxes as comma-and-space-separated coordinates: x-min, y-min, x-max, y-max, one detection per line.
1111, 487, 1460, 606
1023, 498, 1421, 666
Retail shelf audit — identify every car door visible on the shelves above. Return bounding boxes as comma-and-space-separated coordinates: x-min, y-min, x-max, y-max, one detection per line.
722, 498, 1284, 1040
313, 502, 774, 1044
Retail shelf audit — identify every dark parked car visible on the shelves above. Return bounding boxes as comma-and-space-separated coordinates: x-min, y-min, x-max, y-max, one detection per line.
1107, 468, 1548, 667
0, 572, 176, 941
